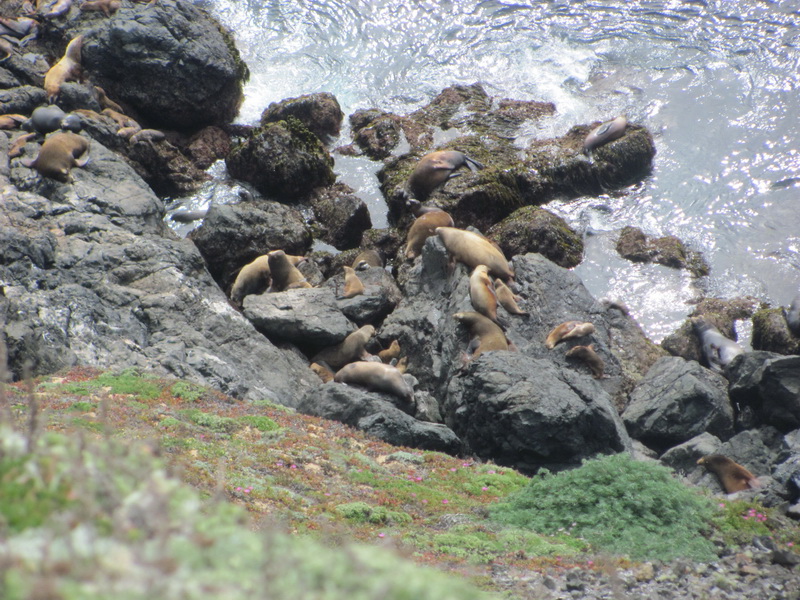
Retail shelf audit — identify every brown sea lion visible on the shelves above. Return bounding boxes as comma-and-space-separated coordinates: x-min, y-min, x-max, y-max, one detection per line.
0, 114, 26, 129
311, 325, 376, 370
545, 321, 595, 349
102, 108, 139, 130
9, 132, 37, 158
341, 266, 365, 299
334, 361, 414, 404
407, 150, 484, 200
21, 132, 89, 182
697, 455, 761, 494
494, 278, 528, 316
129, 129, 166, 145
435, 226, 515, 282
406, 197, 448, 217
0, 37, 14, 61
230, 255, 271, 305
80, 0, 121, 16
393, 356, 408, 374
583, 116, 627, 154
352, 249, 383, 270
310, 362, 335, 383
93, 86, 124, 113
404, 210, 454, 260
377, 340, 400, 363
454, 311, 509, 358
44, 34, 82, 101
267, 250, 311, 292
565, 344, 606, 379
469, 265, 505, 328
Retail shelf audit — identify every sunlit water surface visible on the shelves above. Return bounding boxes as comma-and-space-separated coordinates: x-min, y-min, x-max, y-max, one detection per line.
178, 0, 800, 342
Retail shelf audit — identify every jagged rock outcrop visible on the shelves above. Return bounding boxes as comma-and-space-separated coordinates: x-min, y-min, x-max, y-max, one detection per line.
261, 92, 344, 142
616, 226, 709, 277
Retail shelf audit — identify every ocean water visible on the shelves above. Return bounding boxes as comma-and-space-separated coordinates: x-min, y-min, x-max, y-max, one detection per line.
188, 0, 800, 342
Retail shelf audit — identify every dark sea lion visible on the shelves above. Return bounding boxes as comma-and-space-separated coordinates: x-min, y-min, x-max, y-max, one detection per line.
583, 116, 627, 154
545, 321, 595, 349
697, 455, 761, 494
435, 226, 515, 282
267, 250, 311, 292
44, 34, 82, 101
407, 150, 484, 200
494, 278, 528, 316
352, 249, 383, 270
565, 344, 606, 379
691, 317, 743, 374
469, 265, 506, 328
453, 311, 509, 358
169, 209, 208, 223
60, 114, 82, 133
21, 132, 89, 182
784, 292, 800, 336
404, 210, 454, 260
334, 361, 414, 404
378, 340, 400, 363
311, 325, 376, 370
29, 105, 66, 133
341, 266, 365, 299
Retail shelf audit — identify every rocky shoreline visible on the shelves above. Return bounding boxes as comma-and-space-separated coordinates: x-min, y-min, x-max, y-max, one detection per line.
1, 0, 799, 591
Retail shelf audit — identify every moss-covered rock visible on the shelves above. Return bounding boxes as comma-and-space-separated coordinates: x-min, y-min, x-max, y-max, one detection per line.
751, 307, 800, 356
616, 226, 709, 277
261, 92, 344, 142
350, 108, 433, 160
310, 183, 372, 250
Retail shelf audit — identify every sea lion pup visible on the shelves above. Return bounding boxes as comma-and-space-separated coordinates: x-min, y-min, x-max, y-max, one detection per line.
494, 278, 528, 316
544, 321, 595, 349
169, 209, 208, 223
43, 34, 82, 101
469, 265, 506, 328
0, 114, 26, 129
407, 150, 484, 200
582, 116, 628, 155
378, 339, 400, 363
311, 325, 376, 370
21, 131, 89, 182
93, 86, 124, 113
8, 132, 37, 158
697, 455, 761, 494
404, 209, 454, 260
266, 250, 311, 292
334, 361, 414, 404
27, 105, 66, 133
102, 108, 139, 130
565, 344, 606, 379
80, 0, 121, 17
691, 317, 743, 374
341, 265, 365, 299
435, 226, 515, 282
352, 249, 383, 270
453, 311, 509, 358
310, 361, 335, 383
129, 129, 166, 145
784, 292, 800, 336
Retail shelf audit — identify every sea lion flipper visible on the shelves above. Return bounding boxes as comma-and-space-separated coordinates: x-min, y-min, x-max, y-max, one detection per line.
74, 154, 89, 167
446, 172, 463, 181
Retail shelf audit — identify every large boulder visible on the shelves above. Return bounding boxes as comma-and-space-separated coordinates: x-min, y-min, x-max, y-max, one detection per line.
615, 226, 708, 277
310, 183, 371, 250
487, 206, 584, 266
751, 306, 800, 356
261, 92, 344, 142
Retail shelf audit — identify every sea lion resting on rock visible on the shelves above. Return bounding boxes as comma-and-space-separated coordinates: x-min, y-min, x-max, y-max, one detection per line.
565, 344, 606, 379
784, 292, 800, 336
404, 209, 454, 260
8, 132, 37, 158
469, 265, 506, 328
21, 132, 89, 182
377, 340, 400, 363
494, 278, 528, 316
691, 317, 743, 374
583, 116, 627, 154
310, 362, 335, 383
44, 34, 82, 101
341, 266, 365, 299
334, 361, 415, 404
697, 455, 761, 494
267, 250, 311, 292
545, 321, 595, 349
352, 249, 383, 270
435, 226, 515, 282
311, 325, 376, 370
25, 105, 66, 133
453, 311, 509, 358
0, 114, 25, 129
407, 150, 484, 200
80, 0, 121, 16
230, 252, 306, 303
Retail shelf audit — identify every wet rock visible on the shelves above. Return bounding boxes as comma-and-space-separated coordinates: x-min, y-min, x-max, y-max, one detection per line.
616, 226, 709, 277
261, 92, 344, 142
226, 118, 335, 200
184, 126, 231, 170
295, 383, 462, 454
622, 356, 734, 452
188, 201, 312, 292
126, 134, 210, 196
361, 227, 404, 266
487, 205, 584, 266
310, 183, 371, 250
350, 108, 432, 160
728, 353, 800, 433
56, 82, 102, 113
74, 0, 247, 130
443, 351, 631, 473
751, 306, 800, 356
0, 85, 47, 114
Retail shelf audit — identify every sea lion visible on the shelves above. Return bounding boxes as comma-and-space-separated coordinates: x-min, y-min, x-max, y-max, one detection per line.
378, 340, 400, 363
27, 105, 66, 133
469, 265, 506, 328
393, 356, 408, 374
407, 150, 484, 200
453, 311, 509, 358
8, 132, 37, 158
310, 362, 335, 383
404, 210, 454, 260
341, 266, 365, 299
0, 114, 25, 129
352, 249, 383, 270
599, 297, 630, 316
80, 0, 121, 16
545, 321, 595, 349
311, 325, 376, 370
38, 0, 72, 18
406, 197, 448, 217
435, 226, 515, 282
583, 116, 627, 154
0, 37, 14, 61
93, 86, 124, 113
267, 250, 311, 292
691, 317, 743, 374
494, 278, 528, 316
43, 34, 82, 101
21, 131, 89, 182
0, 17, 39, 45
129, 129, 166, 145
117, 126, 142, 139
60, 114, 82, 132
230, 255, 271, 305
697, 455, 761, 494
334, 361, 414, 404
784, 293, 800, 336
102, 108, 139, 130
565, 344, 606, 379
169, 209, 208, 223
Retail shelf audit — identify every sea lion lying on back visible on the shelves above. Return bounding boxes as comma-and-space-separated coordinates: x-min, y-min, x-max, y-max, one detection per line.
435, 226, 515, 282
407, 150, 484, 200
43, 34, 82, 101
697, 455, 761, 494
21, 132, 89, 182
691, 317, 743, 374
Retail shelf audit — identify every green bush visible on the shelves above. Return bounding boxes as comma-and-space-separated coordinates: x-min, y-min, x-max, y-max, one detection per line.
489, 453, 718, 561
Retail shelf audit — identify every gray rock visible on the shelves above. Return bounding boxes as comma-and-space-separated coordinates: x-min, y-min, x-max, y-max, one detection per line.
310, 183, 371, 250
323, 264, 402, 326
261, 92, 344, 142
729, 353, 800, 432
623, 356, 734, 451
443, 352, 631, 473
0, 85, 46, 115
660, 432, 723, 477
